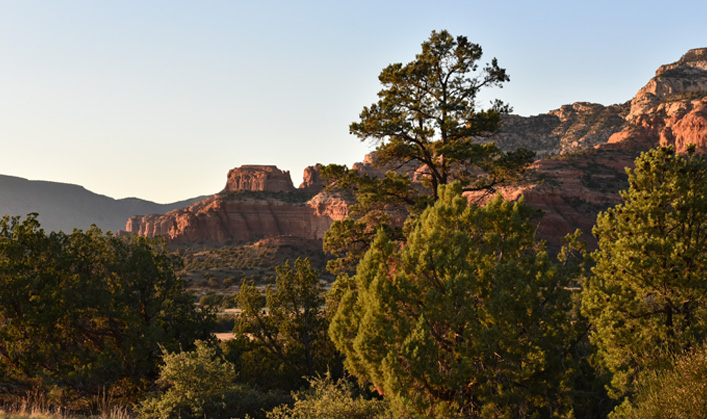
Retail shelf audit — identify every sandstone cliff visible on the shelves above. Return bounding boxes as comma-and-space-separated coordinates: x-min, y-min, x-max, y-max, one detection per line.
125, 165, 348, 244
488, 48, 707, 248
492, 101, 629, 158
126, 48, 707, 249
628, 48, 707, 121
222, 165, 295, 193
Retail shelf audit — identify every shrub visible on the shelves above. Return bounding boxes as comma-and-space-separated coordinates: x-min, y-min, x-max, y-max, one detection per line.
139, 341, 287, 419
611, 343, 707, 419
265, 375, 390, 419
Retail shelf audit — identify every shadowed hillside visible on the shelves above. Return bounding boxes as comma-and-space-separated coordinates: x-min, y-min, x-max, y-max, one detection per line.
0, 175, 207, 232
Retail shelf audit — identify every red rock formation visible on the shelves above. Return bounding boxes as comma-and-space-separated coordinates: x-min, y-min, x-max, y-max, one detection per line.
222, 165, 295, 193
125, 194, 345, 244
299, 164, 325, 192
125, 49, 707, 249
125, 165, 349, 244
628, 48, 707, 121
463, 149, 638, 249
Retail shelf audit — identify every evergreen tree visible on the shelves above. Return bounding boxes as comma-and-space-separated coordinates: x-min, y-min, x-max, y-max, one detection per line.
323, 30, 533, 274
228, 258, 340, 391
582, 145, 707, 400
329, 184, 578, 418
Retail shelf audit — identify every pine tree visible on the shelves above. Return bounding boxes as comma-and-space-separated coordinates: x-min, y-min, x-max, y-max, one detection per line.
582, 145, 707, 399
323, 30, 533, 274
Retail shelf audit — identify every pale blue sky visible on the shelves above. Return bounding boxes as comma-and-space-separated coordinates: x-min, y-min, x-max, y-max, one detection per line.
1, 0, 705, 203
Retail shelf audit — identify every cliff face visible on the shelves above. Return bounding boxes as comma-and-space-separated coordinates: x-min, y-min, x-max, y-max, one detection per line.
628, 48, 707, 121
125, 165, 348, 244
125, 195, 341, 243
492, 101, 629, 158
222, 165, 295, 193
125, 48, 707, 248
487, 48, 707, 248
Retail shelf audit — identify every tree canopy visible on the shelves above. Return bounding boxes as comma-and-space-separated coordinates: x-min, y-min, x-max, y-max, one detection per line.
349, 29, 531, 198
227, 258, 340, 391
582, 145, 707, 399
0, 214, 213, 405
329, 184, 579, 418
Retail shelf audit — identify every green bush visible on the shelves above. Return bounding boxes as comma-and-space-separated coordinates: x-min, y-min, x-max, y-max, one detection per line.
139, 341, 287, 419
265, 375, 390, 419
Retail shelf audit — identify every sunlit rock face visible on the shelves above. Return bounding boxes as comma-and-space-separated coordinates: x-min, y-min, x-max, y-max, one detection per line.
126, 49, 707, 249
222, 165, 296, 193
491, 101, 629, 159
125, 195, 342, 243
465, 48, 707, 249
628, 48, 707, 121
125, 165, 348, 244
299, 164, 325, 192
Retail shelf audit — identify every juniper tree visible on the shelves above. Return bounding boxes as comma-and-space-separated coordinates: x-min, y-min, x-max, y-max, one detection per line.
582, 145, 707, 400
230, 258, 340, 390
329, 184, 578, 418
0, 214, 212, 404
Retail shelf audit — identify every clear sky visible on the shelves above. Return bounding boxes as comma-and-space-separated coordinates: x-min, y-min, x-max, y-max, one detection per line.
1, 0, 705, 203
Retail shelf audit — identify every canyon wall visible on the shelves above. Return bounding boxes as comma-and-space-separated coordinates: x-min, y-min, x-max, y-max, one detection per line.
126, 48, 707, 248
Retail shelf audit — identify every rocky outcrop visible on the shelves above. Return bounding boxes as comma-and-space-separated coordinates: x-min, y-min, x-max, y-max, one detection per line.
299, 164, 325, 192
491, 102, 629, 159
628, 48, 707, 121
466, 148, 639, 249
125, 194, 341, 243
467, 49, 707, 248
222, 165, 295, 193
521, 91, 707, 248
125, 48, 707, 249
488, 49, 707, 160
608, 96, 707, 153
126, 165, 345, 244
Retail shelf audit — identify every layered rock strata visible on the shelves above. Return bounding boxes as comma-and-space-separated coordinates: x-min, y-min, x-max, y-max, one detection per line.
492, 102, 629, 159
126, 48, 707, 249
222, 165, 295, 193
628, 48, 707, 121
125, 165, 348, 244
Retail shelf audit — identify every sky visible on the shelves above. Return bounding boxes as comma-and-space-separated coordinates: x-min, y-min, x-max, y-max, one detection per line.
1, 0, 706, 203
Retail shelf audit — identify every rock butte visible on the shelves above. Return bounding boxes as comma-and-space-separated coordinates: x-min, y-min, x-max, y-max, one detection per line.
124, 164, 349, 244
126, 48, 707, 249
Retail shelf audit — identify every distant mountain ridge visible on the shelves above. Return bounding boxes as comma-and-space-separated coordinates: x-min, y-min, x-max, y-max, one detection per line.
0, 174, 207, 233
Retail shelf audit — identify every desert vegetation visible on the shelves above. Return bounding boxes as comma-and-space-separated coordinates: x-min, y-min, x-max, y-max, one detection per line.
3, 30, 707, 419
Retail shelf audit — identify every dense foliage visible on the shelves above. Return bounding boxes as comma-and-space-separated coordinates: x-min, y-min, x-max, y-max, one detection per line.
226, 258, 341, 391
0, 214, 213, 407
583, 145, 707, 400
610, 343, 707, 419
265, 375, 391, 419
330, 184, 581, 418
139, 341, 286, 419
